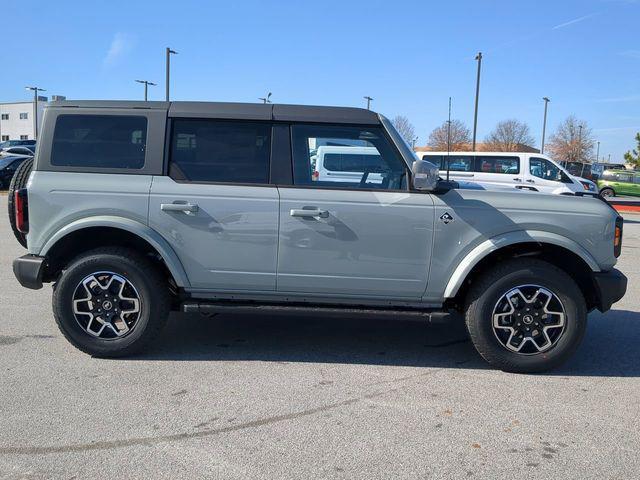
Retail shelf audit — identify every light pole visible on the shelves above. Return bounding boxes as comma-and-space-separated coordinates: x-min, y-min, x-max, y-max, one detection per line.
25, 86, 46, 140
259, 92, 272, 104
165, 48, 178, 101
578, 124, 583, 162
135, 80, 156, 101
471, 52, 482, 151
412, 136, 418, 149
596, 141, 600, 163
541, 97, 550, 154
364, 96, 373, 110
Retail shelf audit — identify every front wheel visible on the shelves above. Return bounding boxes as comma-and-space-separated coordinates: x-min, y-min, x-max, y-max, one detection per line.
52, 247, 171, 357
465, 259, 587, 373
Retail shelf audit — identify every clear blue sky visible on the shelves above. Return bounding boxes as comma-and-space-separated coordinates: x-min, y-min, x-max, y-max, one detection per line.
4, 0, 639, 161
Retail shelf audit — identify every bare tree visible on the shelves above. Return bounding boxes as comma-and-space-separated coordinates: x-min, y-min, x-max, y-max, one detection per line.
427, 120, 471, 151
547, 116, 595, 162
391, 115, 416, 145
484, 119, 535, 152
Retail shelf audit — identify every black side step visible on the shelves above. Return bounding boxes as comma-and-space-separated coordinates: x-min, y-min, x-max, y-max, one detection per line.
181, 301, 459, 324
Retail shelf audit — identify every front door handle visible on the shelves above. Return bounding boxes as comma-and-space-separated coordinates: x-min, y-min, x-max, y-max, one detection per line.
161, 203, 199, 214
290, 208, 329, 219
514, 177, 522, 182
526, 179, 535, 183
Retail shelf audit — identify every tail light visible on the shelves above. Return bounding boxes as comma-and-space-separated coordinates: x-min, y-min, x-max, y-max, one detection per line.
14, 188, 29, 234
614, 216, 623, 258
312, 171, 319, 181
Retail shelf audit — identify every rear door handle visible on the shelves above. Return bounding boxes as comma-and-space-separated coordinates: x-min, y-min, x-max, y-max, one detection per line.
290, 208, 329, 218
161, 203, 199, 214
526, 179, 535, 183
514, 177, 522, 182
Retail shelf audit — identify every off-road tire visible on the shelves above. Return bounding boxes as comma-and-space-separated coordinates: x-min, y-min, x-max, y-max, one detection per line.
7, 157, 33, 248
52, 247, 171, 357
465, 258, 587, 373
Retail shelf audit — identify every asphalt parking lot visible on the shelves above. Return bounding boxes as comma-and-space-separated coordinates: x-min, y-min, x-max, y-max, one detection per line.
0, 193, 638, 480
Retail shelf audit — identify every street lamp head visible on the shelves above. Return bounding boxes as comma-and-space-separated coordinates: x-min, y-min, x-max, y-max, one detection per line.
168, 48, 177, 55
543, 97, 550, 102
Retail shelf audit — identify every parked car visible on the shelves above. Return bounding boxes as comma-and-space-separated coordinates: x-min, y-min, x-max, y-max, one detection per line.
313, 146, 384, 183
0, 139, 36, 149
10, 100, 626, 373
417, 151, 596, 196
1, 146, 35, 157
0, 155, 28, 188
598, 169, 640, 197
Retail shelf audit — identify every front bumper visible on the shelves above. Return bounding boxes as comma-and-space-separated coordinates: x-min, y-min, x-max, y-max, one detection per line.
592, 269, 627, 312
13, 254, 46, 290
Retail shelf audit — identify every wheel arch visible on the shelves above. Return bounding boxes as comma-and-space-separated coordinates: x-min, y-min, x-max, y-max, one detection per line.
445, 231, 601, 310
40, 216, 190, 288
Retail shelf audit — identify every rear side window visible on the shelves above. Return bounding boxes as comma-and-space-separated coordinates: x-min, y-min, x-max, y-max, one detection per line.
323, 153, 386, 172
169, 119, 271, 184
51, 115, 147, 169
440, 155, 473, 172
475, 156, 520, 174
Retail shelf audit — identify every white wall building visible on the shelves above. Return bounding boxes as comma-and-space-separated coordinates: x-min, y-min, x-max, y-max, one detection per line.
0, 96, 65, 142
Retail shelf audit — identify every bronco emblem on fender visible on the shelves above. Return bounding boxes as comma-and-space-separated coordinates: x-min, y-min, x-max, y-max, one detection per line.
440, 212, 454, 224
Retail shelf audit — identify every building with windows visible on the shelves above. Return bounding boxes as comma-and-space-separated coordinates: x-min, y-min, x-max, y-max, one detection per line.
0, 96, 66, 142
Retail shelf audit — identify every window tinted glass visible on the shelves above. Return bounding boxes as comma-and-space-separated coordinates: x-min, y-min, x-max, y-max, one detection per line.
323, 153, 387, 172
51, 115, 147, 169
169, 119, 271, 184
617, 173, 633, 183
475, 156, 519, 174
439, 155, 473, 172
529, 157, 569, 182
292, 124, 406, 190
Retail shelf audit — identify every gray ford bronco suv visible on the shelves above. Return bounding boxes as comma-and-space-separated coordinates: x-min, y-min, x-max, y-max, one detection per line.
10, 100, 627, 372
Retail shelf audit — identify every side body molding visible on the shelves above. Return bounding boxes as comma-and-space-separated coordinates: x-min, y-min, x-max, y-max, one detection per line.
40, 216, 190, 288
443, 230, 601, 299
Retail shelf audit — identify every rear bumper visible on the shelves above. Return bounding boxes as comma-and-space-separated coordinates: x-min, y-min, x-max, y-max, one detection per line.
12, 254, 45, 290
592, 269, 627, 312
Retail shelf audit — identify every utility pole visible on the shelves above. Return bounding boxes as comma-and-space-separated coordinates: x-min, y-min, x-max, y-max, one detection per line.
364, 96, 373, 110
135, 80, 156, 101
259, 92, 272, 104
541, 97, 550, 154
471, 52, 482, 151
165, 48, 177, 101
25, 86, 46, 140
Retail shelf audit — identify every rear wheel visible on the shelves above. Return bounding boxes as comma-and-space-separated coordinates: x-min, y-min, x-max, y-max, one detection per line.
465, 259, 587, 373
600, 187, 615, 198
52, 247, 171, 357
7, 157, 33, 248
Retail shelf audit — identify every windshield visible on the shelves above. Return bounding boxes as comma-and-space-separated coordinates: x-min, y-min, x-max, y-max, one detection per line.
380, 115, 418, 168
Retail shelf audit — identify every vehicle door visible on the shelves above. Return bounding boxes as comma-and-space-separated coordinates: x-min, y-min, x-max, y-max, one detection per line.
277, 123, 434, 299
149, 118, 280, 291
525, 157, 575, 193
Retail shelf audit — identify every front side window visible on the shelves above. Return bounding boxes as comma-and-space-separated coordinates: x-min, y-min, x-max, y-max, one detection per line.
529, 157, 571, 183
169, 119, 271, 184
292, 124, 406, 190
475, 156, 520, 174
51, 115, 147, 169
19, 112, 28, 120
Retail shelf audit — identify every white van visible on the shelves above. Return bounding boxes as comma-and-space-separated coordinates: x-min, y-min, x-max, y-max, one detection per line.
313, 146, 384, 184
416, 151, 592, 195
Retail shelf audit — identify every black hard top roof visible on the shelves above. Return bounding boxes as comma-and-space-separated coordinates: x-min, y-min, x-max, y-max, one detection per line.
47, 100, 381, 125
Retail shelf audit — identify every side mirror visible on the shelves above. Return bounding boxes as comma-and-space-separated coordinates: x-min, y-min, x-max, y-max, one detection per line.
412, 159, 439, 191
